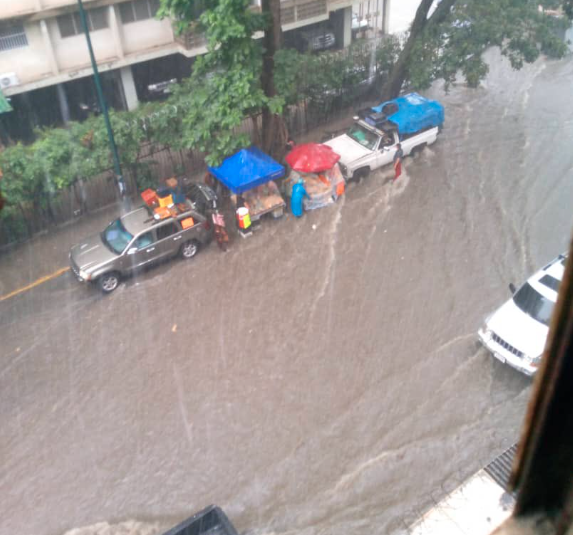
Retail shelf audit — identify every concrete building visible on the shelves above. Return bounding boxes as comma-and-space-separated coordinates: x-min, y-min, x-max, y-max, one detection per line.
0, 0, 391, 139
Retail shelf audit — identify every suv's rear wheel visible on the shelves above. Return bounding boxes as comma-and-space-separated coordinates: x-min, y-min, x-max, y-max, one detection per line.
98, 272, 120, 294
181, 240, 199, 259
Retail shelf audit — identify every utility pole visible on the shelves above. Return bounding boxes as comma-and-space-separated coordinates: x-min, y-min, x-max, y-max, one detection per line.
77, 0, 130, 210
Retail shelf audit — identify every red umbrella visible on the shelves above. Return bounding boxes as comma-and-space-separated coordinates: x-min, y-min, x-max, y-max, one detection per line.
285, 143, 341, 173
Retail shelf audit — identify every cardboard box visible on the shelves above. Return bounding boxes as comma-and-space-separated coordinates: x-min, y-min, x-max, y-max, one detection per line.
158, 194, 174, 208
181, 217, 195, 229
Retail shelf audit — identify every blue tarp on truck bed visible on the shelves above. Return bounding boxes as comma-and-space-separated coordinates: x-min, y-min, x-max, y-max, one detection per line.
208, 147, 285, 195
370, 92, 444, 134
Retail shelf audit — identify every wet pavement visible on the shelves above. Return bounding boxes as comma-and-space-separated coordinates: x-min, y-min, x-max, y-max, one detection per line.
1, 49, 573, 535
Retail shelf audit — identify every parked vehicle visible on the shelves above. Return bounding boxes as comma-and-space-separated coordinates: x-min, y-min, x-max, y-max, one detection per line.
161, 505, 239, 535
324, 93, 444, 181
299, 25, 336, 52
324, 119, 439, 181
69, 200, 212, 294
146, 78, 178, 101
478, 253, 567, 376
181, 180, 218, 214
352, 13, 369, 34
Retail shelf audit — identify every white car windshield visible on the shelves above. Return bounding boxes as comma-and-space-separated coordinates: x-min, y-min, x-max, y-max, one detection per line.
347, 124, 379, 150
513, 282, 555, 327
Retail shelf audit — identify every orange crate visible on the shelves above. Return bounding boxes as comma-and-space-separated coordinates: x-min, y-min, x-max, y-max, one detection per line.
154, 206, 171, 219
181, 217, 195, 229
141, 189, 158, 206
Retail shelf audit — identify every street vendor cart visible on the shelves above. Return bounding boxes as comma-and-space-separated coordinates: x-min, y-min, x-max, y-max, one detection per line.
284, 143, 345, 211
208, 147, 287, 222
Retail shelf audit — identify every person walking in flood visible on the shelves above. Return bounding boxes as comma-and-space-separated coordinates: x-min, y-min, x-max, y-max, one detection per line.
291, 178, 309, 218
393, 143, 404, 183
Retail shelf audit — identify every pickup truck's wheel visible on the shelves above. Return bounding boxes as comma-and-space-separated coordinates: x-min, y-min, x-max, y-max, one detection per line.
98, 272, 120, 294
181, 240, 199, 259
411, 143, 427, 158
353, 167, 370, 183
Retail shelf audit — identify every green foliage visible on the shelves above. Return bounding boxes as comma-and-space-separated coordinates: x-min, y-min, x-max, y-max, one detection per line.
0, 144, 38, 207
274, 40, 399, 109
159, 0, 271, 166
403, 0, 571, 93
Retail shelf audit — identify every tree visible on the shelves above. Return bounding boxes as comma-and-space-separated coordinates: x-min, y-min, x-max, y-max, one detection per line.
381, 0, 572, 101
159, 0, 286, 165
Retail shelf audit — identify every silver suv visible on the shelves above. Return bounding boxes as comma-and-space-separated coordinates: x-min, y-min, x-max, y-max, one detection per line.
69, 200, 212, 293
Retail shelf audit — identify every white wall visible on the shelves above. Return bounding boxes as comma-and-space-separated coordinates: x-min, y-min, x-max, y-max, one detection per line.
120, 17, 174, 56
0, 0, 101, 19
0, 21, 52, 85
0, 0, 38, 19
388, 0, 419, 34
48, 18, 118, 71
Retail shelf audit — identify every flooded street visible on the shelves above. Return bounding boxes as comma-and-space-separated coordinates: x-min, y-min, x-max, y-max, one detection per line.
1, 49, 573, 535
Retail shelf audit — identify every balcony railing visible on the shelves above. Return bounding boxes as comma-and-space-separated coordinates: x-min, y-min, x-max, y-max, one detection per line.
175, 26, 207, 50
280, 0, 327, 25
0, 31, 28, 52
175, 0, 327, 50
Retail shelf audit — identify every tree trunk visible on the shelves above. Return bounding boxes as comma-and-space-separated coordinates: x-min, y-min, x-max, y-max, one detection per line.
251, 114, 261, 147
261, 0, 288, 160
380, 0, 457, 100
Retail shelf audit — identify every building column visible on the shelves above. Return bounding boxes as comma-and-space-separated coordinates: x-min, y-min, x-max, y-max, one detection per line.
39, 19, 59, 75
342, 6, 352, 48
120, 66, 138, 111
56, 84, 71, 124
381, 0, 391, 35
109, 5, 125, 58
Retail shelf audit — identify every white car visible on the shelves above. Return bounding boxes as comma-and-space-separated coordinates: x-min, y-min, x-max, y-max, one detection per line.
478, 253, 567, 376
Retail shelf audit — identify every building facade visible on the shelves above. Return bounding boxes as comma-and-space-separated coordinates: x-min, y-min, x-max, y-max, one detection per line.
0, 0, 390, 140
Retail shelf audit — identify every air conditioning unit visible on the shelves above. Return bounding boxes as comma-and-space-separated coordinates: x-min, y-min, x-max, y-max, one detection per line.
0, 73, 20, 89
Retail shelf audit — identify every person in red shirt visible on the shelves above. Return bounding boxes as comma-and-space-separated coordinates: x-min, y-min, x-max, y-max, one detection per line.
393, 143, 404, 183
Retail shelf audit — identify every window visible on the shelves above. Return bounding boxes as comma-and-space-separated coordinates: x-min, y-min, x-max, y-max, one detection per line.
102, 219, 133, 255
513, 283, 555, 327
347, 124, 379, 151
539, 274, 560, 293
134, 232, 155, 250
0, 21, 28, 52
119, 0, 161, 24
156, 222, 178, 241
57, 7, 108, 38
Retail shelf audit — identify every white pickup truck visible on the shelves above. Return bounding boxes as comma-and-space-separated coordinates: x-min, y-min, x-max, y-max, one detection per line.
324, 119, 440, 182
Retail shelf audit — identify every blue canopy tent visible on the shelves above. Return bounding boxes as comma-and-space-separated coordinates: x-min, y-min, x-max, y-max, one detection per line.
208, 147, 285, 195
369, 92, 444, 135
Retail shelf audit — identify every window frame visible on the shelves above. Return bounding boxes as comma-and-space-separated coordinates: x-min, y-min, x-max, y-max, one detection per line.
156, 222, 180, 241
57, 7, 109, 39
0, 21, 28, 52
118, 0, 161, 25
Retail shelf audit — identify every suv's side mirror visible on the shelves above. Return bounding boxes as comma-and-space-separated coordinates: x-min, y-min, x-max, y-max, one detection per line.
509, 283, 517, 294
127, 247, 138, 255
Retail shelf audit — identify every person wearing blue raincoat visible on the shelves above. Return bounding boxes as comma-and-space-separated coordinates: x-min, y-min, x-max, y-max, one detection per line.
291, 179, 309, 218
